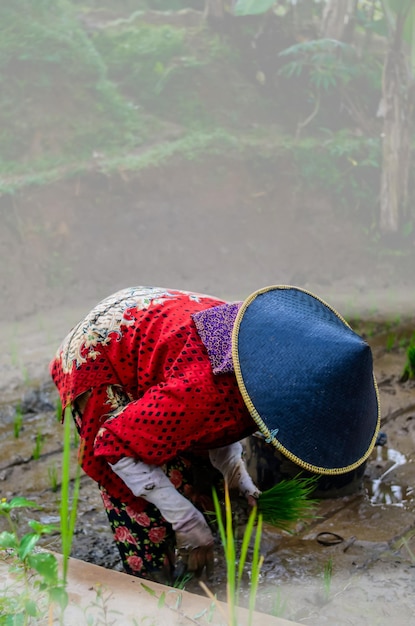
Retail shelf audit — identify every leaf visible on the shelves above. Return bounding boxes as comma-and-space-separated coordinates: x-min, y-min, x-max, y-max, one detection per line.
0, 530, 18, 549
24, 598, 38, 617
234, 0, 276, 17
27, 552, 58, 584
157, 591, 166, 608
28, 519, 58, 535
18, 533, 39, 560
48, 584, 69, 610
141, 582, 157, 597
7, 497, 39, 510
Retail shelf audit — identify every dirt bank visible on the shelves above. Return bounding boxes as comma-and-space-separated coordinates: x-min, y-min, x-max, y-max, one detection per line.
1, 160, 415, 327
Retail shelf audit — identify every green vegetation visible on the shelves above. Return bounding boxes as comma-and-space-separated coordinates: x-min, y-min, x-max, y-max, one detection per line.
211, 484, 263, 626
322, 557, 333, 603
13, 404, 23, 439
32, 432, 45, 461
402, 334, 415, 381
92, 21, 239, 127
282, 132, 381, 221
0, 0, 146, 170
0, 497, 67, 623
0, 407, 80, 623
257, 475, 318, 532
60, 408, 81, 583
48, 463, 59, 493
0, 1, 414, 232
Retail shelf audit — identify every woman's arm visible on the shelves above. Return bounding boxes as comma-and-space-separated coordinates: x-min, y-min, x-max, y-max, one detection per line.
109, 456, 214, 575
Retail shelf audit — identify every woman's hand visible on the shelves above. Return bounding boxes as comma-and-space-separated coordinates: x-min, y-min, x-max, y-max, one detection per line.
209, 442, 261, 502
174, 504, 214, 577
174, 512, 213, 577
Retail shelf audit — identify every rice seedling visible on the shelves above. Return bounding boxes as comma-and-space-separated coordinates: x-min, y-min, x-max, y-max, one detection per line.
385, 333, 396, 352
60, 406, 81, 584
209, 482, 264, 626
31, 431, 44, 460
32, 431, 45, 460
48, 463, 59, 493
13, 404, 23, 439
322, 557, 333, 602
272, 589, 287, 619
256, 475, 319, 532
401, 335, 415, 381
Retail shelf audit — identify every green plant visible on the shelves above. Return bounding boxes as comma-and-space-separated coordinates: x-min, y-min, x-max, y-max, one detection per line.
401, 335, 415, 381
0, 497, 68, 623
257, 475, 319, 532
284, 132, 381, 221
13, 404, 23, 439
93, 23, 187, 94
209, 483, 263, 626
385, 333, 396, 352
234, 0, 276, 15
32, 432, 45, 461
141, 581, 212, 624
60, 407, 81, 583
0, 402, 79, 624
0, 0, 144, 167
322, 557, 333, 602
48, 463, 59, 493
83, 583, 121, 626
272, 589, 288, 619
92, 20, 236, 128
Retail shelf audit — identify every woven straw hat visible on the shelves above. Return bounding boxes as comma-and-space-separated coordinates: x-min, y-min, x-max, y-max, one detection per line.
232, 286, 380, 475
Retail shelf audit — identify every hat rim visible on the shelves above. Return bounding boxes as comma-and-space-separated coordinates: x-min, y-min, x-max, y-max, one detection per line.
232, 285, 381, 476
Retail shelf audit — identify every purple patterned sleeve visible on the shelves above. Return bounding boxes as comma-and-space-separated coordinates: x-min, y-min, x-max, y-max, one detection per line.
192, 302, 242, 374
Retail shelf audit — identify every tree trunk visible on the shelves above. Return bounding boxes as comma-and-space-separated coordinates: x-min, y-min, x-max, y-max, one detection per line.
321, 0, 357, 42
379, 14, 415, 234
204, 0, 226, 20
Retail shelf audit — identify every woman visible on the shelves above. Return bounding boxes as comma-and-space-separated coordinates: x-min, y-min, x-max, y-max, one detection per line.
50, 285, 380, 583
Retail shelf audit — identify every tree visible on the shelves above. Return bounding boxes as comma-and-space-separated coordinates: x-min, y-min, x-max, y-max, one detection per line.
321, 0, 358, 42
378, 0, 415, 234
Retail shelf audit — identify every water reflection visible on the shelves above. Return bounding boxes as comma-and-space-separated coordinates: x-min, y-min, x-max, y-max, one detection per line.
366, 447, 410, 506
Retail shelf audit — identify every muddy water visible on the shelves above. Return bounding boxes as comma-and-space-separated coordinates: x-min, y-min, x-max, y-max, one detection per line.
1, 322, 415, 625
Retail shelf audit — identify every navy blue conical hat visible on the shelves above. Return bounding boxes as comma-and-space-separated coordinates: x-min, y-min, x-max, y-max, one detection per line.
232, 286, 380, 475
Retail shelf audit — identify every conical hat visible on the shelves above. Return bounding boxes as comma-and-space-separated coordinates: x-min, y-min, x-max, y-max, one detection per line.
232, 286, 380, 475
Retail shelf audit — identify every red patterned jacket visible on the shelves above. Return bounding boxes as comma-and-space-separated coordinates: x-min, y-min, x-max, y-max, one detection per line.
50, 287, 256, 505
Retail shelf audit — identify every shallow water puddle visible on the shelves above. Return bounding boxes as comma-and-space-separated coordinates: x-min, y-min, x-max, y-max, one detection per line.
367, 446, 410, 506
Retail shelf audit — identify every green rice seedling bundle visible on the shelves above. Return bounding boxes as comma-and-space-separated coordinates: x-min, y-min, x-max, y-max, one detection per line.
257, 475, 319, 532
